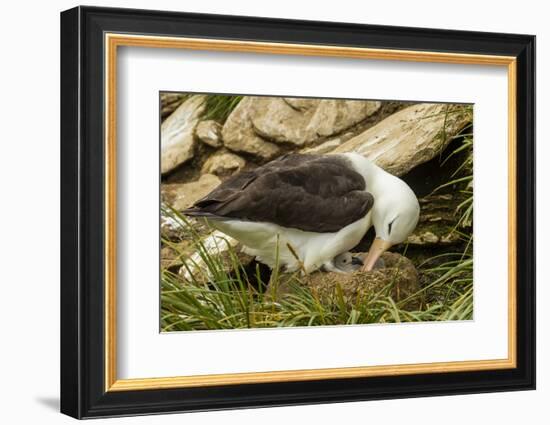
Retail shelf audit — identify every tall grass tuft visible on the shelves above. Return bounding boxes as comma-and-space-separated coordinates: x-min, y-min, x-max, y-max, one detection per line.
202, 95, 243, 123
160, 212, 474, 332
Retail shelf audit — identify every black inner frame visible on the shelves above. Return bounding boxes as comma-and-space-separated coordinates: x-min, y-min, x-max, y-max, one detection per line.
60, 6, 535, 419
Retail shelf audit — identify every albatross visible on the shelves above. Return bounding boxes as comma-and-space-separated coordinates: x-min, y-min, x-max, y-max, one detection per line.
184, 153, 419, 273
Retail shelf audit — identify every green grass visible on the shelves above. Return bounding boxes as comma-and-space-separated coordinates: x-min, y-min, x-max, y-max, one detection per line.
160, 209, 474, 332
202, 95, 243, 123
434, 105, 474, 229
161, 93, 243, 123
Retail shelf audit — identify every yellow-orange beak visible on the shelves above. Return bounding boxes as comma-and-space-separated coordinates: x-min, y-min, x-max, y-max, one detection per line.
361, 238, 393, 271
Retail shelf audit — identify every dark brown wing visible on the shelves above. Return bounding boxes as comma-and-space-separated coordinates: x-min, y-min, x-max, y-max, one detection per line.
184, 154, 374, 233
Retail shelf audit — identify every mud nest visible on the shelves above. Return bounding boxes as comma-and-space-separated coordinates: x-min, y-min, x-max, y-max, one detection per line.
276, 252, 421, 310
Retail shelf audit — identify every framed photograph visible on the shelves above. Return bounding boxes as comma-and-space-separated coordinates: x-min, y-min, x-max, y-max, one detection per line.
60, 6, 535, 419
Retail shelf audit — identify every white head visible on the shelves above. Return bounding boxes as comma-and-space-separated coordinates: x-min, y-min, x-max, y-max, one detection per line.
372, 185, 420, 244
363, 175, 420, 270
342, 153, 420, 271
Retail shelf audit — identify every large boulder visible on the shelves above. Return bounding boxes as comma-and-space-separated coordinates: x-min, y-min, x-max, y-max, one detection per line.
302, 138, 344, 154
249, 97, 381, 146
161, 173, 220, 211
222, 96, 381, 160
161, 95, 206, 174
333, 103, 470, 176
221, 97, 281, 161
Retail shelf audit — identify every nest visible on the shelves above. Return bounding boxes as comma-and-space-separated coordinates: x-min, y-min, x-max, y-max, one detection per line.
276, 252, 421, 310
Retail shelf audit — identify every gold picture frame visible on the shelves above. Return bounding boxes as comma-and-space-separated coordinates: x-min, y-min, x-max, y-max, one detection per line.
104, 34, 518, 392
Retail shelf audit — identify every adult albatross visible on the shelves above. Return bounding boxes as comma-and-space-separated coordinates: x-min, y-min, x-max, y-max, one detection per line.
184, 153, 419, 273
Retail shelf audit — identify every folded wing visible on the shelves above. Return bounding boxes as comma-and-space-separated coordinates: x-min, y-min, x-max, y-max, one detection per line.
184, 154, 374, 233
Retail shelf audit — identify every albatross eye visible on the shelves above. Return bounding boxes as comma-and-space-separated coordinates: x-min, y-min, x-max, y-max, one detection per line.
388, 217, 397, 236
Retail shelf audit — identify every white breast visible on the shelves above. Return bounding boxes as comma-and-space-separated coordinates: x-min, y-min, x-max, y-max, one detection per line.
209, 213, 372, 273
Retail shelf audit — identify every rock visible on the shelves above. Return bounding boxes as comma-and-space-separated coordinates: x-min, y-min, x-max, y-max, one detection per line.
302, 138, 343, 154
160, 211, 186, 241
276, 252, 421, 310
161, 95, 206, 174
161, 173, 221, 211
221, 96, 381, 160
161, 242, 193, 271
249, 97, 381, 146
178, 231, 241, 282
161, 93, 189, 121
407, 231, 440, 245
333, 103, 470, 176
222, 97, 281, 160
404, 193, 467, 247
201, 150, 246, 177
195, 120, 223, 148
